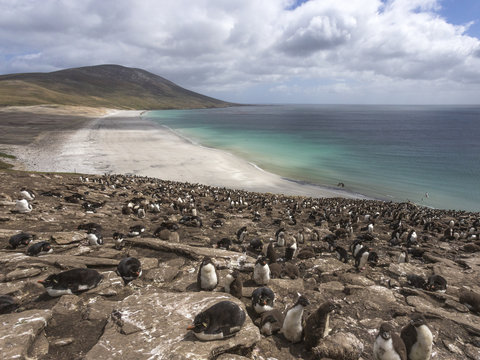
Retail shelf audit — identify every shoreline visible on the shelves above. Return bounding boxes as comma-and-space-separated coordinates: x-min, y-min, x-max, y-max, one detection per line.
4, 108, 367, 200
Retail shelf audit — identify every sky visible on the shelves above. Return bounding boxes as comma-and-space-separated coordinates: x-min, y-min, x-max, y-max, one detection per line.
1, 0, 480, 105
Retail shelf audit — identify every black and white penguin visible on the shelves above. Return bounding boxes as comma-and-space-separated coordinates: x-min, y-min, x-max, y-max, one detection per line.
266, 239, 277, 264
216, 237, 232, 250
0, 295, 18, 314
252, 286, 275, 314
335, 246, 349, 263
258, 309, 284, 336
373, 322, 407, 360
117, 257, 142, 283
407, 274, 427, 289
275, 228, 285, 247
398, 250, 409, 263
400, 313, 433, 360
351, 239, 364, 257
354, 246, 370, 271
38, 268, 103, 297
20, 188, 35, 201
304, 301, 337, 350
224, 270, 243, 299
112, 232, 125, 250
77, 222, 102, 232
280, 295, 310, 343
14, 199, 32, 213
425, 275, 447, 292
187, 300, 246, 341
87, 228, 103, 246
9, 232, 34, 249
26, 241, 52, 256
236, 226, 248, 243
407, 230, 418, 247
284, 238, 297, 261
128, 224, 145, 237
253, 256, 270, 285
197, 256, 218, 291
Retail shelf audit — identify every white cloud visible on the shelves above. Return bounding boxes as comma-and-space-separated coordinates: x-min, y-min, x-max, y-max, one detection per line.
0, 0, 479, 103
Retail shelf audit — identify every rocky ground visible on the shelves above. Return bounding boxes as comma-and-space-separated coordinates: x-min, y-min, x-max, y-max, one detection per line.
0, 170, 479, 360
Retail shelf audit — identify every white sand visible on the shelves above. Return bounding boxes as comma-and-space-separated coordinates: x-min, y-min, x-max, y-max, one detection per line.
21, 110, 365, 199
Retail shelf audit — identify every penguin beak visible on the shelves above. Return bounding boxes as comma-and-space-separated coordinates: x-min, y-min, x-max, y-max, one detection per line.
37, 280, 44, 284
187, 324, 195, 330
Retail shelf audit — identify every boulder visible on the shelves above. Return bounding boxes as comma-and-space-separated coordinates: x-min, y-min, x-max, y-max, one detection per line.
85, 291, 261, 360
311, 332, 364, 360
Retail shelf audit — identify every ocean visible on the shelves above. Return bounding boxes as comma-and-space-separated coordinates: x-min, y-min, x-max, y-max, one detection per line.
146, 105, 480, 212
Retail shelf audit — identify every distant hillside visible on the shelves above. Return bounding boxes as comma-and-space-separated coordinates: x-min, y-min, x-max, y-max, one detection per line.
0, 65, 234, 109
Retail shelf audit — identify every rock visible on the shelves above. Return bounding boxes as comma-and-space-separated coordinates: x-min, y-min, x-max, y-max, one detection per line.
139, 257, 159, 270
387, 263, 428, 279
338, 273, 375, 287
87, 271, 125, 297
52, 295, 82, 316
312, 258, 350, 274
29, 331, 49, 359
44, 231, 85, 245
0, 309, 52, 359
85, 291, 261, 360
144, 257, 185, 285
51, 337, 75, 346
312, 332, 364, 360
5, 267, 42, 281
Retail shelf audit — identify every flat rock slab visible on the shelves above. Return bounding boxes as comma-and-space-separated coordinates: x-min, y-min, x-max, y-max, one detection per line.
0, 309, 52, 360
85, 291, 261, 360
41, 231, 85, 245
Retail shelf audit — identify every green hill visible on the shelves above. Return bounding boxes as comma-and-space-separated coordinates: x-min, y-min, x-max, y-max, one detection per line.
0, 64, 233, 109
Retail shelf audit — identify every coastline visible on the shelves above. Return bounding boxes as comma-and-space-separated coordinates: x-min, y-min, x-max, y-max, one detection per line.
3, 107, 366, 200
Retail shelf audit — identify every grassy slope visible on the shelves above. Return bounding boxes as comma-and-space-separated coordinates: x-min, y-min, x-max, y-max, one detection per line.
0, 65, 234, 110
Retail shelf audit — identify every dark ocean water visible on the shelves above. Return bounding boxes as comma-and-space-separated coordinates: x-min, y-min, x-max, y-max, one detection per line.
147, 105, 480, 212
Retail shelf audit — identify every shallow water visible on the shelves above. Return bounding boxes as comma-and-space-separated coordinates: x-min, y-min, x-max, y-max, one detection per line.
147, 105, 480, 212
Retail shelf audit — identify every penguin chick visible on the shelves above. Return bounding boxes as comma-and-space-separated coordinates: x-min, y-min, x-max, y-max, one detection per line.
281, 263, 300, 279
26, 241, 52, 256
252, 287, 275, 314
253, 256, 270, 285
266, 240, 277, 263
280, 295, 310, 343
400, 313, 433, 360
113, 232, 125, 250
304, 301, 337, 350
335, 246, 348, 263
224, 270, 243, 299
373, 322, 407, 360
259, 309, 284, 336
38, 268, 103, 297
187, 300, 246, 341
197, 256, 218, 291
117, 257, 142, 283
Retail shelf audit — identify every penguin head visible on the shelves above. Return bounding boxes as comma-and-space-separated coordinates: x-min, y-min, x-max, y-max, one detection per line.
42, 243, 52, 252
316, 301, 338, 315
201, 256, 214, 267
295, 295, 310, 307
410, 313, 427, 327
256, 256, 268, 266
378, 323, 393, 340
187, 312, 210, 333
38, 274, 59, 288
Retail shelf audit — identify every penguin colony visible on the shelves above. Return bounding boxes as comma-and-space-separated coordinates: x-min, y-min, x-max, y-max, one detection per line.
0, 171, 479, 359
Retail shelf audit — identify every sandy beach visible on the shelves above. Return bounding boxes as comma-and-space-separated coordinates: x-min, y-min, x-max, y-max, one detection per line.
2, 107, 363, 199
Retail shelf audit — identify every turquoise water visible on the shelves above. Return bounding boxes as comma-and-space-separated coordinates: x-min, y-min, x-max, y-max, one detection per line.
146, 105, 480, 212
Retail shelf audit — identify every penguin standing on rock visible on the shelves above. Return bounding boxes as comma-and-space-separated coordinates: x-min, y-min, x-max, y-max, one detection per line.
252, 287, 275, 314
354, 246, 370, 271
187, 301, 246, 341
335, 246, 349, 263
112, 232, 125, 250
197, 256, 218, 291
87, 228, 103, 246
276, 228, 285, 247
398, 250, 409, 263
38, 268, 103, 297
27, 241, 52, 256
284, 238, 297, 261
236, 226, 248, 244
373, 322, 407, 360
266, 239, 277, 264
117, 257, 142, 283
224, 270, 243, 298
400, 313, 433, 360
280, 295, 310, 343
253, 256, 270, 285
304, 301, 337, 350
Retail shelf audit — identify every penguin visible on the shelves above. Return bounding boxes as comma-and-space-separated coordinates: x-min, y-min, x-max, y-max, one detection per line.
407, 274, 427, 289
9, 232, 34, 249
398, 250, 409, 263
304, 301, 337, 350
14, 199, 32, 213
253, 256, 270, 285
335, 246, 349, 263
224, 270, 243, 299
87, 228, 103, 246
113, 232, 125, 250
77, 222, 102, 232
117, 257, 142, 283
216, 237, 232, 250
187, 300, 246, 341
258, 309, 284, 336
268, 262, 282, 279
252, 286, 275, 314
351, 239, 364, 257
368, 251, 379, 267
266, 239, 277, 264
26, 241, 52, 256
368, 223, 374, 233
128, 224, 145, 237
407, 230, 418, 247
212, 219, 223, 228
425, 275, 447, 292
373, 322, 407, 360
354, 246, 370, 271
281, 263, 300, 279
38, 268, 103, 297
284, 238, 297, 261
236, 226, 248, 243
249, 238, 263, 253
459, 289, 480, 314
0, 295, 18, 314
280, 295, 310, 343
20, 188, 35, 201
400, 313, 433, 360
275, 228, 285, 247
197, 256, 218, 291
